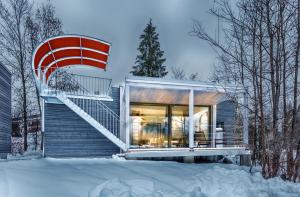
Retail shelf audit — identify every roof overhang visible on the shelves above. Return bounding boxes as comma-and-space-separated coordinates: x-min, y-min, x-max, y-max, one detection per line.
126, 76, 245, 105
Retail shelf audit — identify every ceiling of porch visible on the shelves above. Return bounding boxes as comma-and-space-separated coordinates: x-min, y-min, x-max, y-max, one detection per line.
130, 87, 230, 105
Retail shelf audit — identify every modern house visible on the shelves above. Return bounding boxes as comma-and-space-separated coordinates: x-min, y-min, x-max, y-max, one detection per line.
32, 35, 250, 159
0, 63, 11, 159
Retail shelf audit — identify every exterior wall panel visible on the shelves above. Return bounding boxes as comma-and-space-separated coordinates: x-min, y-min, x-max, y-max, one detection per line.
0, 63, 11, 157
44, 87, 120, 157
216, 100, 236, 146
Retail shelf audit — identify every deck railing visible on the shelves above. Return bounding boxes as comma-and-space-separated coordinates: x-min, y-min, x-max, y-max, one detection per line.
129, 123, 244, 149
43, 69, 112, 98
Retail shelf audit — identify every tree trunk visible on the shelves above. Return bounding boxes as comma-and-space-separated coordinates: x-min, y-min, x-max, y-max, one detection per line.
289, 0, 300, 180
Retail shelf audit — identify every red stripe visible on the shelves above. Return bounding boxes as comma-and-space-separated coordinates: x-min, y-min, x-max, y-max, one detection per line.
40, 49, 108, 72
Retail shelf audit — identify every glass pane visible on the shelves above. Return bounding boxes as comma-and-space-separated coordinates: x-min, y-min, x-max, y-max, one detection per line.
194, 106, 211, 147
130, 105, 168, 148
171, 106, 189, 148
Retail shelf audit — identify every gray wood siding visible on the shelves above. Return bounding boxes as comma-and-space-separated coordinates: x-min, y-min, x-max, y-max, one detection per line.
102, 87, 120, 115
0, 63, 11, 155
44, 87, 120, 157
216, 101, 236, 145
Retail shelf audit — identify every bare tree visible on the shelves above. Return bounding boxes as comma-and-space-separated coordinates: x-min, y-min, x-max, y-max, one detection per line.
26, 0, 63, 112
191, 0, 300, 181
0, 0, 64, 152
171, 66, 200, 81
171, 66, 186, 80
189, 72, 200, 81
48, 70, 80, 92
25, 1, 63, 150
0, 0, 33, 151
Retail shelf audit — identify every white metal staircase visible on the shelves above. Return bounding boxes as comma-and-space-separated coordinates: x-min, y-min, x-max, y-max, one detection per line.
56, 94, 126, 151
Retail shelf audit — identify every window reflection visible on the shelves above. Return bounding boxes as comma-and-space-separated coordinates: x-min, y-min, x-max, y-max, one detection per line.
130, 104, 211, 149
171, 106, 189, 148
194, 107, 210, 147
130, 105, 168, 148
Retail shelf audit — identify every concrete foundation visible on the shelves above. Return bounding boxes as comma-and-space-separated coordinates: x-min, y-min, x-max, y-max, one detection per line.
0, 153, 7, 159
183, 156, 195, 163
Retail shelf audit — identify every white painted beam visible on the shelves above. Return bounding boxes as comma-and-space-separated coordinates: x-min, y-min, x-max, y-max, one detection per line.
125, 147, 251, 158
125, 85, 130, 150
41, 98, 45, 157
119, 85, 125, 143
125, 77, 245, 93
189, 89, 194, 149
212, 105, 217, 148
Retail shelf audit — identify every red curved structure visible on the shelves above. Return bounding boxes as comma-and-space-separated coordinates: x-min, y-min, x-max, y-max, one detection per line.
32, 35, 111, 85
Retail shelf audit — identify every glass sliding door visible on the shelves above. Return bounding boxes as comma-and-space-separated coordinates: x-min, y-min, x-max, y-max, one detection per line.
130, 104, 169, 148
130, 103, 211, 149
194, 106, 211, 147
171, 106, 189, 148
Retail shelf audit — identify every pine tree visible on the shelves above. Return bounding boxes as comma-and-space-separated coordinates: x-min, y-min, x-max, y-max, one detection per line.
131, 19, 167, 77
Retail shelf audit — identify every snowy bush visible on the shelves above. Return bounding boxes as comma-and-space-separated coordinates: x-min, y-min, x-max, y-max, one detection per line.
11, 132, 42, 155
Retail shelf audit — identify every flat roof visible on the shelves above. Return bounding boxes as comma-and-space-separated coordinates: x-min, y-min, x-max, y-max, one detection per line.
125, 76, 246, 93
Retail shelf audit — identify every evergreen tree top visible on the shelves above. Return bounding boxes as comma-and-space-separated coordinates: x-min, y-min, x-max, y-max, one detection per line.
131, 19, 167, 78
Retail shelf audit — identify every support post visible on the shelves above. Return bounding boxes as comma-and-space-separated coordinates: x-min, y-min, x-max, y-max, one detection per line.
125, 85, 130, 150
189, 89, 194, 149
41, 98, 45, 157
167, 105, 172, 148
119, 85, 124, 144
243, 91, 249, 146
212, 105, 217, 148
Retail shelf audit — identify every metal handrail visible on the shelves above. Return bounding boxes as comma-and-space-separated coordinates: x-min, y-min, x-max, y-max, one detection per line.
45, 69, 112, 98
70, 97, 120, 137
66, 75, 118, 118
62, 75, 119, 118
39, 68, 121, 138
68, 74, 112, 97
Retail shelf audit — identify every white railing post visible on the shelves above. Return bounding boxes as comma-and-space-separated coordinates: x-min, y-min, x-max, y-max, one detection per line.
125, 85, 130, 150
189, 89, 194, 149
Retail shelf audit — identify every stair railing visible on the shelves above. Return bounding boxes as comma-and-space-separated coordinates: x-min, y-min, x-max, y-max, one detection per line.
69, 97, 120, 138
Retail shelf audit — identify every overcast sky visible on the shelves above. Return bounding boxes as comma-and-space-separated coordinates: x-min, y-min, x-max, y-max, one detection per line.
40, 0, 219, 83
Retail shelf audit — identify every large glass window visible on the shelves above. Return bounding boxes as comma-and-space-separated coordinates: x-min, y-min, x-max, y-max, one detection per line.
171, 106, 189, 148
130, 105, 168, 148
194, 106, 211, 147
130, 104, 211, 149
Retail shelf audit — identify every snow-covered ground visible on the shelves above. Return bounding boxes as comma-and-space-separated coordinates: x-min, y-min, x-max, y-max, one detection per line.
0, 158, 299, 197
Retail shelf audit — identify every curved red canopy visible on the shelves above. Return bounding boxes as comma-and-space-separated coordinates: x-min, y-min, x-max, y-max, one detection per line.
32, 35, 111, 84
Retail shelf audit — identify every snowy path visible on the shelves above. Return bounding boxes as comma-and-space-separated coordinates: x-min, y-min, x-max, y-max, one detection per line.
0, 167, 9, 196
0, 158, 299, 197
